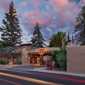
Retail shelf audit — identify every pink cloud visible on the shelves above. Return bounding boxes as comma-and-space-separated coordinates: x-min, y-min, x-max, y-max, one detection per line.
0, 0, 9, 12
42, 9, 44, 13
23, 11, 52, 27
20, 2, 27, 7
47, 0, 79, 25
31, 0, 42, 10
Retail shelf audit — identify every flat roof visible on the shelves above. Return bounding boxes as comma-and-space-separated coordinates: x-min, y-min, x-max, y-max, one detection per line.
28, 47, 60, 55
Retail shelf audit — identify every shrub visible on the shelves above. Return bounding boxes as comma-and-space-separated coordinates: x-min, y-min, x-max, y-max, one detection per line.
0, 60, 5, 64
19, 61, 22, 64
1, 60, 3, 64
2, 61, 6, 65
16, 60, 22, 64
57, 48, 66, 71
16, 60, 19, 64
6, 61, 9, 64
52, 50, 60, 68
52, 47, 66, 71
54, 62, 60, 68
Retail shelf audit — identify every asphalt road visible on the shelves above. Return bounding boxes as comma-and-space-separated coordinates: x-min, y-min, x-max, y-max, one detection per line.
11, 65, 45, 69
0, 68, 85, 85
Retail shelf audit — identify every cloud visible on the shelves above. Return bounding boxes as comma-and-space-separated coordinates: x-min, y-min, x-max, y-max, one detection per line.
78, 0, 85, 7
30, 0, 42, 10
20, 2, 27, 7
20, 0, 83, 44
19, 1, 28, 9
14, 9, 22, 18
0, 0, 9, 12
48, 0, 79, 22
23, 10, 53, 27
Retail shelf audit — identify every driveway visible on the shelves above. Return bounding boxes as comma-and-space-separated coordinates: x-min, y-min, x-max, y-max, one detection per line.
12, 65, 45, 70
5, 65, 46, 71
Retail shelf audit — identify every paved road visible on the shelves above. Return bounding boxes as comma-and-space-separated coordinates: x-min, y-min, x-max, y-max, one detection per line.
0, 68, 85, 85
12, 65, 45, 69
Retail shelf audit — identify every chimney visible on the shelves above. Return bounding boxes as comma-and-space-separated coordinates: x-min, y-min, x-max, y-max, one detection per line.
67, 42, 72, 47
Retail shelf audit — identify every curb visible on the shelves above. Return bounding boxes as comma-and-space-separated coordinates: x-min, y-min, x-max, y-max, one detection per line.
33, 69, 85, 78
0, 64, 33, 68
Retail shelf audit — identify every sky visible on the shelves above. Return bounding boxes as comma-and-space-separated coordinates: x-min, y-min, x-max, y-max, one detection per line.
0, 0, 85, 45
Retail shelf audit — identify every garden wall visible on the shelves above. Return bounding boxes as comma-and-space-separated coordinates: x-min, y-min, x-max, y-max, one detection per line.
67, 45, 85, 73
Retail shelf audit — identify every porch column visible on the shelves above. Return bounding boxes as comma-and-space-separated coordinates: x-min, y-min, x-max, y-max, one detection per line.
9, 55, 13, 65
11, 56, 13, 62
40, 55, 43, 65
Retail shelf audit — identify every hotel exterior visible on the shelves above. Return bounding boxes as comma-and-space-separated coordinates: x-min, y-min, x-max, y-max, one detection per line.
0, 44, 60, 65
28, 47, 60, 65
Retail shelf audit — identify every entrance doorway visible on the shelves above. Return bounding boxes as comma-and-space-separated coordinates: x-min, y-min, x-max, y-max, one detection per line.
33, 57, 37, 64
13, 58, 17, 64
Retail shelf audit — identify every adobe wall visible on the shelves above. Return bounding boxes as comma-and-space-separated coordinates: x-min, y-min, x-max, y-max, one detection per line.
67, 45, 85, 73
16, 54, 22, 61
22, 49, 29, 65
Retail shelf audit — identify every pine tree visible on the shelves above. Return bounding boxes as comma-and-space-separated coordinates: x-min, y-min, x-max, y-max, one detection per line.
0, 1, 22, 47
74, 6, 85, 45
31, 22, 46, 48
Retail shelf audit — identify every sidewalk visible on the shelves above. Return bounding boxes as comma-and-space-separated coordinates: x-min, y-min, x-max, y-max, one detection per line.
33, 67, 85, 78
0, 64, 33, 68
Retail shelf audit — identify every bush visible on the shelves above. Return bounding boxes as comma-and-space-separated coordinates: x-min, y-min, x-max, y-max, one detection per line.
54, 62, 60, 68
2, 61, 6, 65
52, 47, 66, 71
16, 60, 22, 64
16, 60, 19, 64
52, 50, 60, 68
57, 48, 66, 71
6, 61, 9, 64
0, 60, 6, 64
57, 53, 66, 71
19, 61, 22, 64
0, 60, 3, 64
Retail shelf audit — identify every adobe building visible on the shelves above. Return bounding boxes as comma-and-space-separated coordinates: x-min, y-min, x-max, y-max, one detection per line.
0, 44, 33, 64
20, 44, 60, 65
0, 43, 60, 66
28, 47, 60, 66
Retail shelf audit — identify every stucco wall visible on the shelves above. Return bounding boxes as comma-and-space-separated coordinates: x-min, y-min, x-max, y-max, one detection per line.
22, 49, 29, 65
0, 55, 8, 61
67, 45, 85, 73
22, 45, 33, 51
17, 54, 22, 61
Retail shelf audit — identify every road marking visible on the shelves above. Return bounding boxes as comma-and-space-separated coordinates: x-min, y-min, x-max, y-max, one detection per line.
0, 68, 33, 74
0, 72, 63, 85
33, 67, 45, 70
0, 78, 22, 85
34, 64, 40, 66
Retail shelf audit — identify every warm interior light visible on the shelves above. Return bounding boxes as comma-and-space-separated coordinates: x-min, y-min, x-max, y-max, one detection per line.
36, 48, 48, 55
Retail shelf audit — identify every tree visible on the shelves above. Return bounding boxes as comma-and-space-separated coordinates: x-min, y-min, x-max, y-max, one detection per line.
31, 22, 46, 48
52, 50, 60, 68
52, 47, 66, 71
57, 47, 66, 71
49, 32, 66, 48
0, 1, 22, 47
74, 6, 85, 45
0, 46, 22, 62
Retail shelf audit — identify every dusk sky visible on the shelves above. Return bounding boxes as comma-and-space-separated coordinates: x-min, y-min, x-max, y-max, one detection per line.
0, 0, 84, 45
